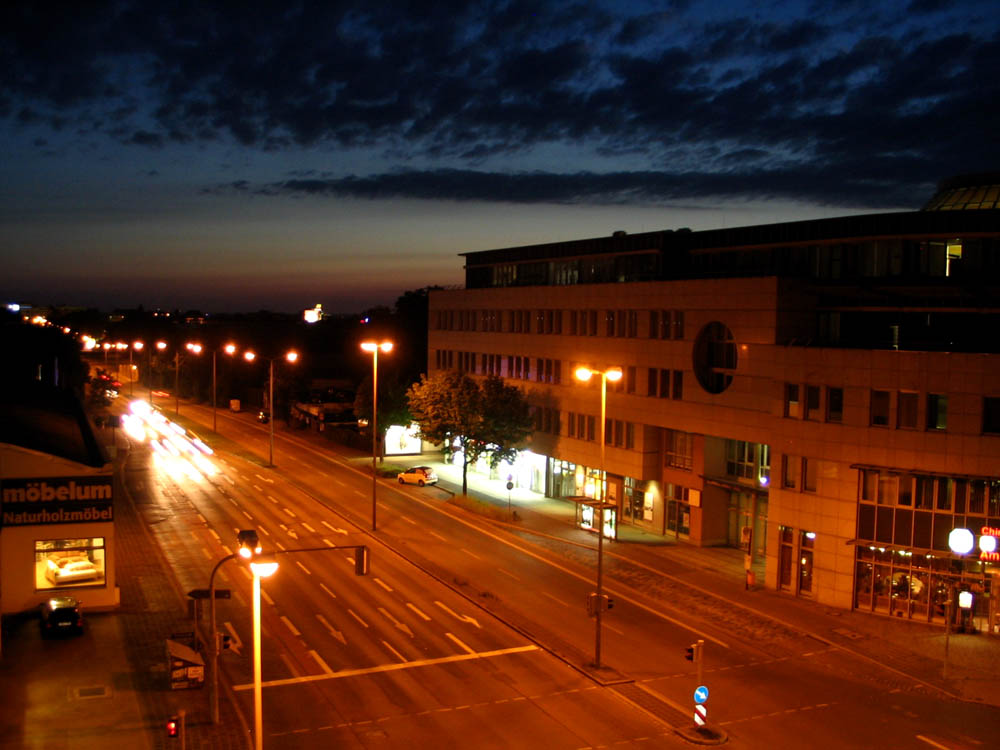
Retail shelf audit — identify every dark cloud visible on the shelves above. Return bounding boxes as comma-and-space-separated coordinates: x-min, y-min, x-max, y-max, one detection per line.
1, 0, 997, 207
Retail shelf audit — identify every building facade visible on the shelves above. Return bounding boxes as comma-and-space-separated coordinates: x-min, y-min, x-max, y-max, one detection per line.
427, 174, 1000, 633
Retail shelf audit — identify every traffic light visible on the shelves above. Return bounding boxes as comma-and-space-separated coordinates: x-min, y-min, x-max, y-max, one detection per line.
166, 716, 179, 738
685, 644, 696, 661
237, 529, 261, 559
220, 633, 232, 651
354, 545, 369, 575
606, 597, 614, 610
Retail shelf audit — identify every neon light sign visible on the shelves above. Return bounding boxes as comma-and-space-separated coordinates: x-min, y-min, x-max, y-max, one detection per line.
950, 526, 1000, 561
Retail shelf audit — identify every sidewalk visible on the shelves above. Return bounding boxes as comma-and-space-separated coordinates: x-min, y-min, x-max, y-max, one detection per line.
393, 454, 1000, 709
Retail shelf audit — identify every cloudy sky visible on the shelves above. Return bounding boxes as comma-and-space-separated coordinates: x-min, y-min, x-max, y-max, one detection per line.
2, 0, 997, 313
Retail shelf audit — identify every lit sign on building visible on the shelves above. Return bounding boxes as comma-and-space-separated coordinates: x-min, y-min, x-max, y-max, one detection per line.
1, 476, 114, 527
949, 526, 1000, 561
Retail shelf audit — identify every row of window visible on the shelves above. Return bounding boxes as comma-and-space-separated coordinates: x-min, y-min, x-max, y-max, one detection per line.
432, 308, 684, 339
784, 384, 843, 422
870, 389, 948, 431
860, 469, 1000, 516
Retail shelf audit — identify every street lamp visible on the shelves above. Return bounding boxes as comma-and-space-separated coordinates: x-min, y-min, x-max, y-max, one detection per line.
151, 341, 167, 405
244, 350, 298, 467
130, 341, 144, 398
361, 340, 393, 531
175, 342, 204, 415
574, 364, 622, 669
249, 553, 278, 750
211, 343, 239, 433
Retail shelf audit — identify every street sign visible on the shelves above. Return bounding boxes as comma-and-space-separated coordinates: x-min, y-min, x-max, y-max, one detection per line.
187, 588, 231, 600
694, 704, 707, 726
694, 685, 709, 704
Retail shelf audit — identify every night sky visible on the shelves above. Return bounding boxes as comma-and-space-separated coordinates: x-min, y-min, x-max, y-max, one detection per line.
2, 0, 997, 313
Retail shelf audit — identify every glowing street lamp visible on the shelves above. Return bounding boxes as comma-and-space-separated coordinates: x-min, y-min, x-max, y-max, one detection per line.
244, 350, 299, 467
129, 341, 144, 397
249, 553, 278, 750
361, 341, 393, 531
574, 364, 622, 669
150, 341, 167, 405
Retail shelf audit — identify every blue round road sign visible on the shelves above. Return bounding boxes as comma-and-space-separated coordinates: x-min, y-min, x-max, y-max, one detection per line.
694, 685, 709, 704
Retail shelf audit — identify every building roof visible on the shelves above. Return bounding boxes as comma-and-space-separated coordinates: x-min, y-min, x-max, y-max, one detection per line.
0, 383, 108, 469
923, 172, 1000, 211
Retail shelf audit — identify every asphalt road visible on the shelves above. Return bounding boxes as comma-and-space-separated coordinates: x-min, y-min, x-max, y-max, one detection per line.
126, 400, 1000, 749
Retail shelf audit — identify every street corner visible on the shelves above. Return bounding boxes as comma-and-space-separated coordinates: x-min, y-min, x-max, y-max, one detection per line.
674, 724, 728, 745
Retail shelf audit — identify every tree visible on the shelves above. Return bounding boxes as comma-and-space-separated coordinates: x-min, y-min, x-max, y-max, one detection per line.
354, 373, 412, 461
407, 371, 532, 495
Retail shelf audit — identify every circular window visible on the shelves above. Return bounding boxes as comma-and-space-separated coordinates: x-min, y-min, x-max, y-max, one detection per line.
692, 322, 736, 394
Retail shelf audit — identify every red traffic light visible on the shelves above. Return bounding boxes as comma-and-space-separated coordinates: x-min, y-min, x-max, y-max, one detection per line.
166, 717, 179, 737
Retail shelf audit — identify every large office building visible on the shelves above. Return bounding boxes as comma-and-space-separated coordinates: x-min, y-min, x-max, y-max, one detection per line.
427, 173, 1000, 633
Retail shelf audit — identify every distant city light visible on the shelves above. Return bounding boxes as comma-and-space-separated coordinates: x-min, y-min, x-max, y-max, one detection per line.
304, 304, 323, 323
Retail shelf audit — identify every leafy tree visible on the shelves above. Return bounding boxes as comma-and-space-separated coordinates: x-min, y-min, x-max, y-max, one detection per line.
354, 373, 412, 461
407, 371, 532, 495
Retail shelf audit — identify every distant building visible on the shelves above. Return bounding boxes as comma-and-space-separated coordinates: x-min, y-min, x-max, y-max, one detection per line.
428, 173, 1000, 633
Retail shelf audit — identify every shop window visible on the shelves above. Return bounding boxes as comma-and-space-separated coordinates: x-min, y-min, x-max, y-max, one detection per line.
983, 397, 1000, 434
35, 538, 106, 591
784, 384, 800, 418
871, 390, 890, 426
897, 392, 918, 429
826, 387, 843, 423
927, 394, 948, 431
798, 532, 815, 594
804, 385, 820, 420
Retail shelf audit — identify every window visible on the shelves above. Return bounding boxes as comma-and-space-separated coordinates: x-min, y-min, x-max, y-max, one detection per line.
871, 390, 890, 426
798, 531, 815, 594
664, 429, 693, 470
35, 538, 106, 591
626, 366, 636, 394
804, 385, 820, 420
605, 310, 616, 337
672, 371, 683, 400
783, 455, 799, 489
984, 397, 1000, 434
785, 384, 800, 418
726, 440, 756, 479
659, 369, 671, 399
826, 387, 843, 423
803, 458, 817, 492
897, 392, 918, 429
927, 394, 947, 431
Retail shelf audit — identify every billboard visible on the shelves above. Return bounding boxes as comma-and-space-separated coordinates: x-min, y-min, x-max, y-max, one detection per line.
1, 475, 113, 526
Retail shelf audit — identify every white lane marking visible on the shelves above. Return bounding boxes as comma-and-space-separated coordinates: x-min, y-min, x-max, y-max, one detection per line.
255, 474, 273, 484
282, 508, 297, 518
276, 541, 286, 551
257, 526, 270, 536
402, 516, 417, 525
377, 607, 414, 638
353, 490, 365, 498
498, 568, 520, 581
322, 538, 334, 547
445, 633, 475, 654
296, 560, 312, 576
281, 616, 301, 636
434, 601, 481, 629
916, 736, 953, 750
239, 567, 252, 581
319, 583, 337, 599
302, 523, 316, 533
209, 529, 221, 542
322, 520, 348, 535
429, 531, 447, 542
382, 640, 408, 663
604, 623, 625, 636
347, 609, 368, 628
266, 495, 278, 504
406, 603, 431, 621
242, 510, 254, 521
460, 548, 481, 560
234, 645, 540, 690
224, 475, 235, 486
542, 592, 569, 607
222, 545, 234, 556
253, 484, 263, 492
374, 578, 393, 593
287, 529, 299, 540
279, 653, 302, 678
315, 614, 346, 645
197, 513, 208, 524
227, 497, 238, 506
310, 650, 334, 674
260, 588, 274, 606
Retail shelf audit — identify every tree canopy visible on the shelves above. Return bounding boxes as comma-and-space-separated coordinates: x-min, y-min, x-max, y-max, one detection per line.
407, 371, 532, 495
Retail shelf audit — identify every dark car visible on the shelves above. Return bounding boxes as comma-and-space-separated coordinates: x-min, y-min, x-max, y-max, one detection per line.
40, 596, 84, 637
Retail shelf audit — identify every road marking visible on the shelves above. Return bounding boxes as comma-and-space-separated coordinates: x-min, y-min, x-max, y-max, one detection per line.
302, 523, 316, 533
434, 601, 481, 629
276, 541, 287, 551
322, 520, 348, 535
239, 567, 252, 581
378, 607, 414, 638
197, 513, 208, 524
234, 645, 540, 690
258, 526, 270, 536
542, 592, 569, 607
296, 560, 312, 576
445, 632, 476, 654
280, 616, 301, 636
200, 547, 213, 560
460, 548, 481, 560
322, 538, 334, 547
260, 588, 274, 606
402, 516, 417, 525
224, 475, 235, 486
279, 653, 302, 678
353, 490, 365, 497
406, 603, 430, 621
348, 609, 368, 628
374, 578, 393, 592
429, 531, 447, 542
208, 529, 221, 541
267, 495, 278, 504
315, 614, 346, 645
282, 508, 297, 518
255, 474, 273, 484
242, 510, 254, 521
253, 484, 263, 492
227, 497, 238, 506
319, 583, 337, 599
604, 623, 625, 636
498, 568, 520, 581
382, 640, 408, 663
310, 650, 334, 674
916, 736, 953, 750
287, 529, 299, 540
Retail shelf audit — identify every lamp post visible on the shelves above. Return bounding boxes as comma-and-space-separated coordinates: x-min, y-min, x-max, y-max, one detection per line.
361, 340, 393, 531
175, 342, 204, 415
574, 364, 622, 669
249, 554, 278, 750
130, 341, 144, 398
212, 343, 238, 433
152, 341, 167, 405
244, 350, 298, 467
